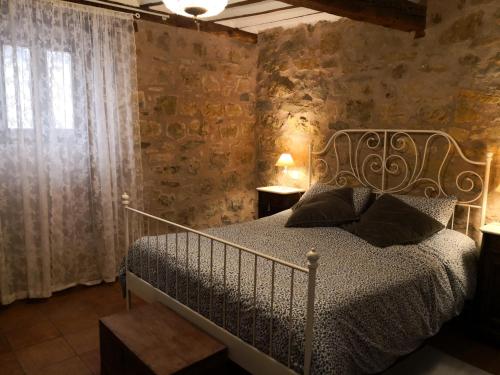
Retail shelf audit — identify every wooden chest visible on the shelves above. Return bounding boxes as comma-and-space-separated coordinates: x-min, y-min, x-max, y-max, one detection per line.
99, 302, 228, 375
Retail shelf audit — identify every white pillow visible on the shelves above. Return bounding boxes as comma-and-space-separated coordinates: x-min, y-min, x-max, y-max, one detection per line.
299, 183, 372, 216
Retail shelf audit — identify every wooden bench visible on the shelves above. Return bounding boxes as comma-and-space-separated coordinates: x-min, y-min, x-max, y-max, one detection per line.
99, 302, 228, 375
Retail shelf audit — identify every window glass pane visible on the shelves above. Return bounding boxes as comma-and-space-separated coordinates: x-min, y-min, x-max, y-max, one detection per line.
3, 45, 34, 129
47, 50, 74, 129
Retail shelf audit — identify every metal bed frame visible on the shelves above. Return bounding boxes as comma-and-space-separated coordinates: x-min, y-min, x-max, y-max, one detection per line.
122, 129, 493, 375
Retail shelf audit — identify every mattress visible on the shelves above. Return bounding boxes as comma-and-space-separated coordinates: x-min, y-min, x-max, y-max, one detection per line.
119, 209, 478, 374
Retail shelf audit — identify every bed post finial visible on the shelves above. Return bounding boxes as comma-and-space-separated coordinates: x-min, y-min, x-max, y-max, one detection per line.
304, 248, 320, 375
307, 248, 319, 268
122, 192, 130, 207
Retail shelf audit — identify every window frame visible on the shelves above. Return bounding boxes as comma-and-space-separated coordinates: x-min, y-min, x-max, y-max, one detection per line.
0, 44, 77, 136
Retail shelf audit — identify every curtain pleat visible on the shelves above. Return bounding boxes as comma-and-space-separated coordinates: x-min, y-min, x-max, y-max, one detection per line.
0, 0, 142, 305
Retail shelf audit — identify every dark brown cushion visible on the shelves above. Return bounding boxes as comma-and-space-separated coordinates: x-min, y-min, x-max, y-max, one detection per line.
344, 194, 444, 248
285, 188, 358, 228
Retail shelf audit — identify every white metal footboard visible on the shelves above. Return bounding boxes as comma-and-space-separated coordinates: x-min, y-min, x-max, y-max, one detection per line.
121, 193, 319, 375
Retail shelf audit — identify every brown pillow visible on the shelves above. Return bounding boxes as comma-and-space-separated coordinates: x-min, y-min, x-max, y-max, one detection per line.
344, 194, 444, 248
285, 188, 358, 228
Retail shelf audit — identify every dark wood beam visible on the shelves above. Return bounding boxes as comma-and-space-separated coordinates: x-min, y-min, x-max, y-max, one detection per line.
226, 0, 267, 9
212, 5, 297, 22
280, 0, 427, 36
140, 1, 163, 8
61, 0, 257, 43
239, 11, 321, 29
164, 12, 257, 42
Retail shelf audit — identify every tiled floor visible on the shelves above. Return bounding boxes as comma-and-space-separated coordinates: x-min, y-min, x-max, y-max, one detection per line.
385, 346, 493, 375
427, 318, 500, 375
0, 282, 144, 375
1, 283, 499, 375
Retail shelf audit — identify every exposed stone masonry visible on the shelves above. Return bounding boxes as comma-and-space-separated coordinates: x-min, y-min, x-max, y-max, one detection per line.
136, 21, 257, 228
135, 0, 499, 230
255, 0, 500, 223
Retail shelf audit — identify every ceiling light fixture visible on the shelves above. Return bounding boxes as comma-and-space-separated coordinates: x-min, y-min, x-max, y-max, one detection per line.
162, 0, 228, 19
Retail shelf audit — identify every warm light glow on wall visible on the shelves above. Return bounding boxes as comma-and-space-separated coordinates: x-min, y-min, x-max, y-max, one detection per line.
272, 112, 315, 188
289, 169, 303, 181
275, 153, 295, 168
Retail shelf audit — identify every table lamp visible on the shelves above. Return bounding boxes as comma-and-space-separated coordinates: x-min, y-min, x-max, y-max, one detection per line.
276, 153, 295, 175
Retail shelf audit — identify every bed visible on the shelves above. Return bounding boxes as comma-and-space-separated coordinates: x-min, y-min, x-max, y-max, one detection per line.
120, 129, 493, 375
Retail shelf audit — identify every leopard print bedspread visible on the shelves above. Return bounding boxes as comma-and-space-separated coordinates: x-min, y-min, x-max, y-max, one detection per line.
119, 210, 477, 374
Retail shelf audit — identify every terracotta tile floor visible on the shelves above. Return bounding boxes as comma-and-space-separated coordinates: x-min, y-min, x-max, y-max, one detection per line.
428, 317, 500, 375
1, 283, 499, 375
0, 282, 144, 375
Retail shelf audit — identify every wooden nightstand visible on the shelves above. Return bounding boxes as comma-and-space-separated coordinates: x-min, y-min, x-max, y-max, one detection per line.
477, 223, 500, 343
257, 186, 305, 218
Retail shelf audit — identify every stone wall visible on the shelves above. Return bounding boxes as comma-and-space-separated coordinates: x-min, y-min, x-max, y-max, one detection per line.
255, 0, 500, 223
135, 20, 257, 228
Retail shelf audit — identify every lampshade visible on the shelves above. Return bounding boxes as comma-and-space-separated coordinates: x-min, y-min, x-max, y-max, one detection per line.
163, 0, 228, 18
275, 153, 295, 167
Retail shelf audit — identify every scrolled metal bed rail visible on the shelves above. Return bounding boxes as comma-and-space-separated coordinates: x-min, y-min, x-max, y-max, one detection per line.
121, 192, 319, 375
121, 128, 492, 374
308, 129, 493, 237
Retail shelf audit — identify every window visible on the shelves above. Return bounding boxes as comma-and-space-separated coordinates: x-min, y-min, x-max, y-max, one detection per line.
3, 45, 33, 129
47, 51, 74, 130
2, 46, 74, 130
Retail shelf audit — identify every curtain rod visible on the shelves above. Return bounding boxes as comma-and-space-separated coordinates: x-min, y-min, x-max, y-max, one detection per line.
68, 0, 171, 20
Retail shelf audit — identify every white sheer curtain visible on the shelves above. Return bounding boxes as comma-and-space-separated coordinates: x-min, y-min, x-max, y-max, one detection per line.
0, 0, 142, 304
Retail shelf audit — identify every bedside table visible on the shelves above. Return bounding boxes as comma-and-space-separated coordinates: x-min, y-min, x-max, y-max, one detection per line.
477, 223, 500, 343
257, 186, 305, 218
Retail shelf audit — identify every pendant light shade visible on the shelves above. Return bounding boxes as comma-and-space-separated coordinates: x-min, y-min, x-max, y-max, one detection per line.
163, 0, 228, 18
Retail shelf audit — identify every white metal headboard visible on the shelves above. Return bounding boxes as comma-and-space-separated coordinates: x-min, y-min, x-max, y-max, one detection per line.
308, 129, 493, 236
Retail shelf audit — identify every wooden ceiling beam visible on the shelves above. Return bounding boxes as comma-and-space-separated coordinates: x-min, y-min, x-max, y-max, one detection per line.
164, 13, 257, 42
280, 0, 427, 36
140, 1, 163, 8
62, 0, 257, 43
211, 5, 297, 22
226, 0, 267, 9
